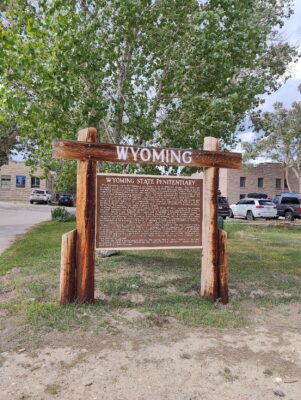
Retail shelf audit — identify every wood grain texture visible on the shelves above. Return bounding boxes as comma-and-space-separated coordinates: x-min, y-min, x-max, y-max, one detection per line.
218, 228, 229, 305
200, 137, 219, 301
60, 229, 77, 304
76, 127, 97, 302
52, 140, 242, 169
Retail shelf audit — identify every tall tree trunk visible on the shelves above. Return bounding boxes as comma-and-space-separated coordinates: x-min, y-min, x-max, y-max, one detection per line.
114, 32, 136, 143
150, 59, 170, 117
292, 167, 301, 193
0, 126, 18, 167
284, 161, 293, 192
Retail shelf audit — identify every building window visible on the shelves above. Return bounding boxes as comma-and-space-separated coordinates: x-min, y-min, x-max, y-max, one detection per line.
31, 176, 40, 188
1, 175, 11, 188
240, 194, 246, 199
16, 175, 26, 188
240, 177, 246, 188
258, 177, 264, 188
284, 179, 288, 189
276, 178, 281, 189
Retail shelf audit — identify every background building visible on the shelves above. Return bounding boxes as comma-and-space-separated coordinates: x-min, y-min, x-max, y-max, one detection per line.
193, 162, 300, 205
219, 163, 300, 204
0, 161, 52, 202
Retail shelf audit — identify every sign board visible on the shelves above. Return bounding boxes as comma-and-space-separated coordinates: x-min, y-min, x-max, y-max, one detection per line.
54, 129, 241, 304
53, 140, 242, 169
96, 174, 203, 250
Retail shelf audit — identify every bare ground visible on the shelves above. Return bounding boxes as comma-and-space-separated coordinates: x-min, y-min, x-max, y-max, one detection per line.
1, 221, 300, 399
1, 303, 301, 400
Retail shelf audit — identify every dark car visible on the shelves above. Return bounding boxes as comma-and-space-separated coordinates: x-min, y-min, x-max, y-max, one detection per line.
58, 194, 75, 207
271, 193, 301, 221
247, 192, 268, 199
218, 196, 230, 219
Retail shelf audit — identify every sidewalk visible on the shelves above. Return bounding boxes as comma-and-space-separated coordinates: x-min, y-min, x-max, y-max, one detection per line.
0, 202, 56, 254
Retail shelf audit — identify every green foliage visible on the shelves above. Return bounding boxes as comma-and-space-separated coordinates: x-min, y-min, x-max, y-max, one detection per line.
243, 88, 301, 191
53, 161, 77, 193
0, 0, 297, 181
51, 207, 75, 222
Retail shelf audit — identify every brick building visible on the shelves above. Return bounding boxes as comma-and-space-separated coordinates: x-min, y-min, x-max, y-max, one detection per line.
0, 161, 52, 202
219, 163, 300, 204
193, 162, 300, 205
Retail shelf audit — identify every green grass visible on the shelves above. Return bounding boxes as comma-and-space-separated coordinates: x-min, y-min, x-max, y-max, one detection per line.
226, 224, 301, 299
98, 276, 146, 295
0, 221, 75, 276
263, 369, 273, 377
0, 220, 300, 347
141, 295, 244, 328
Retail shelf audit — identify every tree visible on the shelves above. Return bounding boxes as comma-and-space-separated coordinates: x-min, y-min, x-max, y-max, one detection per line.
243, 89, 301, 192
0, 0, 298, 185
0, 122, 18, 167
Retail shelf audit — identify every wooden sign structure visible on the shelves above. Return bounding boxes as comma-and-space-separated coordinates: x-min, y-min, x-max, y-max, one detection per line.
54, 128, 242, 305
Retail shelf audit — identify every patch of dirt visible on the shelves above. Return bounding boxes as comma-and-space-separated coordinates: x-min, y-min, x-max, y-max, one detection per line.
165, 285, 178, 293
123, 292, 146, 303
121, 309, 146, 322
95, 265, 151, 280
151, 273, 181, 282
1, 303, 301, 399
249, 289, 295, 299
249, 289, 266, 298
95, 290, 112, 302
0, 288, 15, 304
0, 267, 20, 304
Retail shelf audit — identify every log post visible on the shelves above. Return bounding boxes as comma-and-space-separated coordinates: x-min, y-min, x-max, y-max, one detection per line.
76, 127, 97, 302
201, 137, 219, 300
217, 228, 228, 304
60, 229, 77, 304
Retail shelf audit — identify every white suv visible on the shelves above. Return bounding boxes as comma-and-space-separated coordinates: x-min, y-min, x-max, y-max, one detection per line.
230, 198, 277, 220
30, 189, 52, 204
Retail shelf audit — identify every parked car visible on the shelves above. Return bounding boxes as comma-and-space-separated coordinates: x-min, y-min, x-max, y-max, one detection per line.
30, 189, 52, 204
218, 196, 230, 219
271, 193, 301, 221
247, 192, 268, 199
58, 193, 75, 207
229, 198, 277, 220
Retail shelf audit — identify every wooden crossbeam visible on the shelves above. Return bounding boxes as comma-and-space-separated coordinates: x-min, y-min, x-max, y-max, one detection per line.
52, 139, 242, 169
57, 128, 233, 305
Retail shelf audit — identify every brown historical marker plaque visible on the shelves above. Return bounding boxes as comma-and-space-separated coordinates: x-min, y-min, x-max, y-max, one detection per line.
96, 174, 203, 250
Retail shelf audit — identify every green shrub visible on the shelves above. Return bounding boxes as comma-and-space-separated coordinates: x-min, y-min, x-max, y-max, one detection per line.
51, 207, 75, 222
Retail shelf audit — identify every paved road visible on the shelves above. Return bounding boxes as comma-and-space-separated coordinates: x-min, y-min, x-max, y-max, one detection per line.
0, 202, 75, 255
